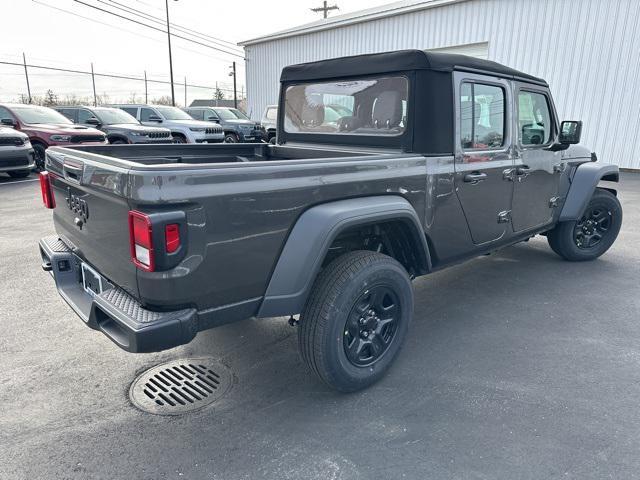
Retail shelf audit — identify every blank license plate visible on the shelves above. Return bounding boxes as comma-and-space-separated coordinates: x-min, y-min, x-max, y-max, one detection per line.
81, 263, 103, 296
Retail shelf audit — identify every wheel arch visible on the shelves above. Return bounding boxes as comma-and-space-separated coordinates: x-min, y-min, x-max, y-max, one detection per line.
257, 196, 430, 318
106, 134, 128, 144
559, 162, 620, 221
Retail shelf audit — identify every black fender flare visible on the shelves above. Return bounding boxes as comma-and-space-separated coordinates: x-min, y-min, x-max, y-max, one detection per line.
256, 195, 430, 318
559, 163, 619, 221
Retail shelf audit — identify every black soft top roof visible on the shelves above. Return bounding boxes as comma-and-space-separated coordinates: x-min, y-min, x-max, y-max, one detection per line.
280, 49, 547, 86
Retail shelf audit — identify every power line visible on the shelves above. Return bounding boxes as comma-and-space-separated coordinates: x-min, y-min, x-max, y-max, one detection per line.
31, 0, 235, 63
105, 0, 243, 51
72, 0, 244, 59
0, 60, 238, 93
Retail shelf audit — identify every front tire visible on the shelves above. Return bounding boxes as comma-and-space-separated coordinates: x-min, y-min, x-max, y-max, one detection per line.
32, 142, 47, 171
548, 188, 622, 261
172, 133, 187, 144
298, 251, 413, 392
224, 133, 239, 143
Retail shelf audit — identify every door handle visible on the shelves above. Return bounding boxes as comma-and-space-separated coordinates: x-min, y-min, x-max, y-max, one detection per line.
463, 172, 487, 184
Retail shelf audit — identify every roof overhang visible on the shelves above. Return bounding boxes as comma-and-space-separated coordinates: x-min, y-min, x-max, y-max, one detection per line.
238, 0, 470, 47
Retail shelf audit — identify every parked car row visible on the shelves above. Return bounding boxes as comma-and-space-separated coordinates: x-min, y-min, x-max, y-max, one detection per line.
0, 102, 272, 173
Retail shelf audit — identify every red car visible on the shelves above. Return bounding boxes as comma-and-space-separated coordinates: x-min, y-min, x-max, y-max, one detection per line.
0, 103, 107, 170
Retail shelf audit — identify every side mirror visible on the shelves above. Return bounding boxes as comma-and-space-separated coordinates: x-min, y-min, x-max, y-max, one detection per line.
85, 117, 101, 126
1, 118, 16, 127
148, 115, 163, 123
559, 120, 582, 144
207, 116, 219, 123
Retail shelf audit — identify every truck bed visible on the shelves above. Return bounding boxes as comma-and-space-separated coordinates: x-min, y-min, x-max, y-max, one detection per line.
59, 143, 381, 167
44, 142, 427, 335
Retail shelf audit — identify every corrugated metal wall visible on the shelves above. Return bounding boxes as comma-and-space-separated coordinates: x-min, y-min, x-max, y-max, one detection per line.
244, 0, 640, 169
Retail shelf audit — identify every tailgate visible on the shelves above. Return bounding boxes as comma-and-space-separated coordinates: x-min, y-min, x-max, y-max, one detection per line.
46, 149, 138, 298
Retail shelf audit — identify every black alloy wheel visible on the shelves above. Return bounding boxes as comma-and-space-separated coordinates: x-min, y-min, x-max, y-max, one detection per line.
343, 286, 400, 367
573, 206, 612, 249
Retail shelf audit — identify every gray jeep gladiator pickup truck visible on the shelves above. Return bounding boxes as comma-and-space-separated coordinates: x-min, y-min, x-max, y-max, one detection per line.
38, 50, 622, 392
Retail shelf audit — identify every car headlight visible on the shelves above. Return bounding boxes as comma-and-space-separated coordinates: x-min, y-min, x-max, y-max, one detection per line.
130, 132, 147, 136
23, 139, 31, 146
50, 135, 71, 142
189, 127, 206, 132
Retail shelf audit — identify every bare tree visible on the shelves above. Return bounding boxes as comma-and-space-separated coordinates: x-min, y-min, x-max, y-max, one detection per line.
152, 96, 173, 106
43, 89, 58, 106
214, 87, 225, 100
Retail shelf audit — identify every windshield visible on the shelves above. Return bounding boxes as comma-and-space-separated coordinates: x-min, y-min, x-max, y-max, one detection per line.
213, 108, 239, 120
154, 106, 193, 120
229, 108, 249, 120
284, 76, 408, 136
12, 106, 72, 125
94, 108, 139, 125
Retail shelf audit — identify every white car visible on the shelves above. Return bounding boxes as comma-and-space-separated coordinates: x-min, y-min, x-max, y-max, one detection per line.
109, 104, 224, 144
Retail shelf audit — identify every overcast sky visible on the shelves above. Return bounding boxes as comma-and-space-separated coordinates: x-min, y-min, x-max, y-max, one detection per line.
1, 0, 394, 105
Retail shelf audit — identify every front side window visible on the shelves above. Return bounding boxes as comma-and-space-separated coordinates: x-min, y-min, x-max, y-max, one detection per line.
518, 91, 552, 145
140, 107, 157, 122
284, 76, 408, 136
77, 109, 96, 124
121, 107, 138, 117
460, 82, 505, 149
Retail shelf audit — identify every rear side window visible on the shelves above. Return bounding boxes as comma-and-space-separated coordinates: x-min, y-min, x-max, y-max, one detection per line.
518, 91, 552, 145
188, 109, 203, 120
121, 107, 138, 117
460, 82, 505, 149
57, 109, 76, 122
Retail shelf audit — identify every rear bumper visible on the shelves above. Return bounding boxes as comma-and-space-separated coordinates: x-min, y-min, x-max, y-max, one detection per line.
39, 235, 197, 353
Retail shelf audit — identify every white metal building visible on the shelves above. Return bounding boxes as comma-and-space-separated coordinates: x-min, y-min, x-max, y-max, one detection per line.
239, 0, 640, 169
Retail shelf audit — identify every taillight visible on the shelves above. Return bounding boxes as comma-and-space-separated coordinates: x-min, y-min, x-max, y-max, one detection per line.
39, 171, 55, 209
165, 224, 180, 253
129, 211, 155, 271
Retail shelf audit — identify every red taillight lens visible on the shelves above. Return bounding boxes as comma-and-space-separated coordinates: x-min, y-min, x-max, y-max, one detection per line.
39, 171, 55, 209
128, 210, 154, 271
165, 224, 180, 253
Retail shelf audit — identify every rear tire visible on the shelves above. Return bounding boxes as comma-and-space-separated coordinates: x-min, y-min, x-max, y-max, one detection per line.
8, 170, 31, 178
548, 188, 622, 261
298, 251, 413, 392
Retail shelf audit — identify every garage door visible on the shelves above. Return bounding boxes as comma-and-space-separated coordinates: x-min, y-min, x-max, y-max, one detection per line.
427, 42, 489, 59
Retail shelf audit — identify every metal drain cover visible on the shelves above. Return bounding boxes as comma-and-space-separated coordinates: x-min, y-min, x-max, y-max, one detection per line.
130, 357, 233, 415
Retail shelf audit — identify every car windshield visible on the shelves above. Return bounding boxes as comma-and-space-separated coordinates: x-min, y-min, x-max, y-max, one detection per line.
284, 76, 408, 136
212, 108, 239, 120
94, 108, 139, 125
11, 106, 72, 125
153, 106, 193, 120
229, 108, 249, 120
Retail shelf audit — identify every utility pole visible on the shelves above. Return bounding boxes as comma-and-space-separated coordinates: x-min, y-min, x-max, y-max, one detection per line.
165, 0, 176, 106
91, 62, 97, 106
311, 1, 339, 18
22, 53, 32, 104
144, 70, 148, 104
229, 61, 237, 109
184, 76, 187, 107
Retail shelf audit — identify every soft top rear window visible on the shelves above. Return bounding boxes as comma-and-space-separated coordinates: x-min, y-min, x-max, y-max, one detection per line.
284, 76, 408, 136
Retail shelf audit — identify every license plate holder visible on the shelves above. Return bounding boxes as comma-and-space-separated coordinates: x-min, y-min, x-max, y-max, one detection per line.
81, 262, 103, 297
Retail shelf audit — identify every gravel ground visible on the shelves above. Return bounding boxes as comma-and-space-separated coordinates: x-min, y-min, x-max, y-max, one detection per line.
1, 172, 639, 480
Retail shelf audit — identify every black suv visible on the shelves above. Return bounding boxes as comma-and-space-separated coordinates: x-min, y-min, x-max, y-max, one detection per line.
56, 106, 172, 144
184, 106, 266, 143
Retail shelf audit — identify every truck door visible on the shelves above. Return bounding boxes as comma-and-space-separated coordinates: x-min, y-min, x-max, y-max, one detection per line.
453, 72, 515, 245
511, 85, 564, 232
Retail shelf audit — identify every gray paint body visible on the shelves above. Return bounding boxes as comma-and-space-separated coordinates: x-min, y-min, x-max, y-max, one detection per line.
39, 61, 619, 352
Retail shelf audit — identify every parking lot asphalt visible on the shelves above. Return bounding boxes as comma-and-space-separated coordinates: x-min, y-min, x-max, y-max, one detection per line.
1, 172, 639, 480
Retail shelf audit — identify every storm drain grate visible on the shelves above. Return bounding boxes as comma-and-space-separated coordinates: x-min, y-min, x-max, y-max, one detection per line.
129, 357, 233, 415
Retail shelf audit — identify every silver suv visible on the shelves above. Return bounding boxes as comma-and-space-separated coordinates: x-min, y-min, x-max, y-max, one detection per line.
0, 126, 34, 178
56, 106, 173, 144
109, 104, 224, 143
